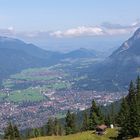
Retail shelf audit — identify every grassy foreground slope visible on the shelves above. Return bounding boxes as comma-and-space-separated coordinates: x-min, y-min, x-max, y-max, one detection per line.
31, 129, 117, 140
132, 138, 140, 140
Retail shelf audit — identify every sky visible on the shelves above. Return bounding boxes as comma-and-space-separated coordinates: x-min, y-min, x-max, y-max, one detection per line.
0, 0, 140, 31
0, 0, 140, 51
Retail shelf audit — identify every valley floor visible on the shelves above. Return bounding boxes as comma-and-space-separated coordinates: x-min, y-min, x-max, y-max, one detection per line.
30, 129, 117, 140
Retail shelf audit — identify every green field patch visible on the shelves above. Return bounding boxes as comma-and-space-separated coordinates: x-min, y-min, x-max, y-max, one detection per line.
10, 68, 58, 81
44, 82, 71, 90
0, 93, 7, 102
7, 88, 46, 103
74, 75, 87, 81
2, 79, 14, 88
52, 82, 69, 90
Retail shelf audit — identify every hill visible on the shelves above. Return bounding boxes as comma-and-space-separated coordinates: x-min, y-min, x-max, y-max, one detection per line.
30, 129, 117, 140
63, 48, 98, 59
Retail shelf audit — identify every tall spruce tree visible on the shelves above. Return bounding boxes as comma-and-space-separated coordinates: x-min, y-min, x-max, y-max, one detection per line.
81, 111, 89, 131
118, 80, 140, 139
58, 123, 63, 136
46, 118, 54, 136
53, 118, 59, 135
117, 97, 129, 127
136, 76, 140, 129
4, 122, 20, 140
65, 110, 76, 135
89, 100, 104, 130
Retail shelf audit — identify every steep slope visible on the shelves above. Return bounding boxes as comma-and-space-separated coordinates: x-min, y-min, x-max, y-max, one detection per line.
93, 29, 140, 89
75, 28, 140, 91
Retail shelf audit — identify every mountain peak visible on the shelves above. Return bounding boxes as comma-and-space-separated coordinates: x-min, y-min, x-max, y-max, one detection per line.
111, 27, 140, 56
132, 28, 140, 40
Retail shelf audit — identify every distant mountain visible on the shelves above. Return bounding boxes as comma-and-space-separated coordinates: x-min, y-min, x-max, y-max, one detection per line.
63, 48, 98, 59
0, 36, 63, 86
0, 36, 99, 87
0, 36, 62, 59
76, 28, 140, 91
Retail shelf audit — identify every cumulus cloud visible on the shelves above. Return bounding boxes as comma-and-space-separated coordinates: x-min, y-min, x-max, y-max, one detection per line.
50, 20, 140, 38
50, 26, 104, 37
0, 20, 140, 38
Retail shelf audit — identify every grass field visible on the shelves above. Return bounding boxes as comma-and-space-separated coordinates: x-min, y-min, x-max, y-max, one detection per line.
7, 88, 47, 103
31, 129, 117, 140
132, 138, 140, 140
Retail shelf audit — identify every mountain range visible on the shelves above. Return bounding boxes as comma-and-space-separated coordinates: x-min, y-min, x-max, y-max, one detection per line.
0, 37, 98, 86
0, 28, 140, 91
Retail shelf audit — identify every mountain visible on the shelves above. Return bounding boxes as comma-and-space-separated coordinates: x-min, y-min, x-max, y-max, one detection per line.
76, 28, 140, 91
0, 36, 62, 59
63, 48, 98, 59
0, 36, 99, 87
0, 36, 63, 86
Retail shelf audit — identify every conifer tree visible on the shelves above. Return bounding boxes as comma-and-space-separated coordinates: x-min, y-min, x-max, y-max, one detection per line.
89, 100, 104, 130
118, 80, 140, 139
53, 118, 59, 135
13, 124, 20, 139
65, 110, 76, 135
81, 111, 89, 131
136, 76, 140, 128
58, 123, 63, 136
117, 97, 129, 127
104, 114, 111, 126
46, 118, 54, 136
4, 122, 20, 140
33, 128, 40, 138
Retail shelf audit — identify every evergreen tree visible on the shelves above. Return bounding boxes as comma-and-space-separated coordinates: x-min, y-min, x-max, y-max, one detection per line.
136, 76, 140, 129
65, 110, 76, 135
4, 122, 20, 140
117, 97, 129, 127
53, 118, 59, 135
58, 123, 63, 136
46, 118, 54, 136
118, 80, 140, 139
13, 124, 20, 139
71, 113, 76, 133
110, 103, 116, 125
89, 100, 104, 130
40, 126, 45, 136
33, 128, 40, 138
81, 111, 89, 131
104, 114, 111, 126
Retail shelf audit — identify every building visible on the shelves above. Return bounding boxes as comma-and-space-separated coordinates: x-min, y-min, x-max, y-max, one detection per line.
96, 124, 107, 135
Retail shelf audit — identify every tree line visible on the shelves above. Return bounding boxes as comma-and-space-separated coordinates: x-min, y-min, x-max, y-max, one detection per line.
117, 76, 140, 139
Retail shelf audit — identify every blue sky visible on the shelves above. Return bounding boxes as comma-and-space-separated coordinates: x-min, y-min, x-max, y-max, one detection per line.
0, 0, 140, 31
0, 0, 140, 52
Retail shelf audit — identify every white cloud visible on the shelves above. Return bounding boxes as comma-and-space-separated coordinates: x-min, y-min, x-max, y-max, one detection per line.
0, 20, 140, 39
50, 26, 104, 37
50, 20, 140, 38
8, 26, 14, 31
